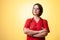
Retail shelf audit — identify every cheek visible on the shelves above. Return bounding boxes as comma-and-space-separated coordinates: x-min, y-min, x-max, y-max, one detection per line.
37, 10, 40, 13
33, 9, 39, 13
35, 10, 40, 14
32, 9, 40, 15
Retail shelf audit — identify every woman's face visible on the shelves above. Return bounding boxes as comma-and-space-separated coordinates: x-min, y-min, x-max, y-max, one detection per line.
32, 5, 40, 16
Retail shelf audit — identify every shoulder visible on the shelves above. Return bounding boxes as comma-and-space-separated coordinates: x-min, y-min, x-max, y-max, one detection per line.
41, 17, 48, 23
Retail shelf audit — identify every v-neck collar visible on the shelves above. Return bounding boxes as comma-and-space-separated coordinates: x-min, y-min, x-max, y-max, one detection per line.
32, 17, 41, 24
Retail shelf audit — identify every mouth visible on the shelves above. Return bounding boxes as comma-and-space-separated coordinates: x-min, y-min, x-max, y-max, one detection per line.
34, 11, 37, 13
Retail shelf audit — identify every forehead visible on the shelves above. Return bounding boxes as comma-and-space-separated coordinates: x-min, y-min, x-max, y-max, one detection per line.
33, 5, 39, 8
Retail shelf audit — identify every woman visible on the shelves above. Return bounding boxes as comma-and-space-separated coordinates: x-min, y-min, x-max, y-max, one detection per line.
23, 3, 50, 40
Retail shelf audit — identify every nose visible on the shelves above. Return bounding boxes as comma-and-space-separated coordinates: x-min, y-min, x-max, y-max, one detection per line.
35, 9, 37, 11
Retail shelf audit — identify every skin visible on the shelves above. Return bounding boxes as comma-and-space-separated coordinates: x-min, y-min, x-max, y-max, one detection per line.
23, 5, 49, 38
23, 28, 48, 38
32, 5, 40, 16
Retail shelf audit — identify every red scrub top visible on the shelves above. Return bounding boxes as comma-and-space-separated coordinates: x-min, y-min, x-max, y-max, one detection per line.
24, 17, 50, 40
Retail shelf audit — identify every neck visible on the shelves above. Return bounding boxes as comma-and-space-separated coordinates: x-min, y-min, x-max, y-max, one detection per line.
33, 15, 40, 19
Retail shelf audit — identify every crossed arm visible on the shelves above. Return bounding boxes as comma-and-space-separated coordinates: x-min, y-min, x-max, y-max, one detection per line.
23, 28, 49, 38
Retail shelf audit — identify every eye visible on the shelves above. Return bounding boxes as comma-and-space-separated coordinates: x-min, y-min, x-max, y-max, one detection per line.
33, 8, 39, 10
37, 8, 40, 10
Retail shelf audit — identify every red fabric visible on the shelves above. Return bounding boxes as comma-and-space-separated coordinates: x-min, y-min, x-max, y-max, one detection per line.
24, 17, 50, 40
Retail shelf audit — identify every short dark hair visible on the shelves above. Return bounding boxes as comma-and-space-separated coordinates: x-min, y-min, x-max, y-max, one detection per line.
32, 3, 43, 16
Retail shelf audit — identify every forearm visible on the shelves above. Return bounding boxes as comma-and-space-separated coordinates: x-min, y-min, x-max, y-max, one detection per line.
23, 28, 39, 36
32, 29, 48, 38
33, 31, 48, 37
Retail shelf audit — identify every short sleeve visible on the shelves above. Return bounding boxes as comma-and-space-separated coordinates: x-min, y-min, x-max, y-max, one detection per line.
24, 19, 31, 28
43, 20, 50, 33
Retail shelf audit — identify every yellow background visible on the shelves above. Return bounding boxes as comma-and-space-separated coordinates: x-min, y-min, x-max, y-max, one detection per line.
0, 0, 60, 40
